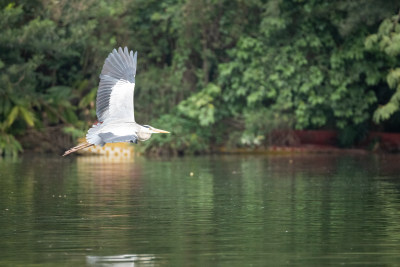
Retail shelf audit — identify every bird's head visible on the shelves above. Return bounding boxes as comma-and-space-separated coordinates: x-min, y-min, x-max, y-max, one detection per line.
137, 125, 170, 141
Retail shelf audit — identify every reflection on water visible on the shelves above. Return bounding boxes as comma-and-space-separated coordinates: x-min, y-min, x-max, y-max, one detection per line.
1, 154, 400, 266
87, 254, 155, 267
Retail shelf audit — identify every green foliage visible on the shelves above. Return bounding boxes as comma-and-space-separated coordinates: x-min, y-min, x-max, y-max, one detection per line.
233, 107, 295, 147
219, 1, 396, 133
1, 0, 400, 155
140, 114, 211, 155
0, 0, 128, 155
178, 83, 221, 126
0, 133, 22, 157
366, 12, 400, 123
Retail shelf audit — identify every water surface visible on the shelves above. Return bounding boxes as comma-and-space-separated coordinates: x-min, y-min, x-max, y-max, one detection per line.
1, 154, 400, 266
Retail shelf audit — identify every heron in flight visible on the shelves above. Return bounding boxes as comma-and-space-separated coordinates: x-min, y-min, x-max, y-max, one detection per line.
63, 47, 169, 156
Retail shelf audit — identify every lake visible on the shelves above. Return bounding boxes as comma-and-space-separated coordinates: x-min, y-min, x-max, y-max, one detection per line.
1, 154, 400, 266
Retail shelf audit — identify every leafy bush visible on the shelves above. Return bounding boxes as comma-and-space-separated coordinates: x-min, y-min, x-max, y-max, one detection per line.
1, 0, 400, 155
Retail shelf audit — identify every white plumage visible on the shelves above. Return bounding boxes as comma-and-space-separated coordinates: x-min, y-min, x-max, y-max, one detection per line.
63, 47, 169, 156
97, 47, 136, 122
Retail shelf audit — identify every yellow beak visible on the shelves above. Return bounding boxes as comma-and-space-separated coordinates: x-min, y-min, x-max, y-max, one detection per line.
151, 128, 170, 133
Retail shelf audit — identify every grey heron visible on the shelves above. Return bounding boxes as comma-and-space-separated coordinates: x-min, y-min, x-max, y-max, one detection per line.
63, 47, 169, 156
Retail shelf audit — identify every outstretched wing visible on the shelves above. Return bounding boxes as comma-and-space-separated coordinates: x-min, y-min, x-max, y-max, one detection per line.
97, 47, 137, 122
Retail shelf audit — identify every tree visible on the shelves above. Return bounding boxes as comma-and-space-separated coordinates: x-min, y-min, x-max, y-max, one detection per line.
216, 0, 399, 147
366, 11, 400, 123
0, 0, 129, 155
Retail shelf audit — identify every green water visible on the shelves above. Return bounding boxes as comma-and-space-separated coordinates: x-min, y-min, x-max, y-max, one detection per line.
1, 154, 400, 266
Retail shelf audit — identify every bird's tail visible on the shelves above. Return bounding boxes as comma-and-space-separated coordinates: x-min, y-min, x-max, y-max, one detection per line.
63, 142, 94, 156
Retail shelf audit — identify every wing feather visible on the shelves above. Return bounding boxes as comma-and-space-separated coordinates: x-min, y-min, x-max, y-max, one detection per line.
110, 49, 124, 72
118, 47, 128, 69
129, 50, 134, 67
114, 48, 127, 71
96, 47, 137, 122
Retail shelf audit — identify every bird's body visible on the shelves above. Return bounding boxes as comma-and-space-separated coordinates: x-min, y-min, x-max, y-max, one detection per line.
63, 47, 169, 156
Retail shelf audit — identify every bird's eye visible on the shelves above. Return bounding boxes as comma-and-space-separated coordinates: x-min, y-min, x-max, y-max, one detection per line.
143, 125, 150, 128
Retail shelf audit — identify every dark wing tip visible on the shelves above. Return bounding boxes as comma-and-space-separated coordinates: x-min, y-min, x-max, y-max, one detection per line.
100, 47, 138, 81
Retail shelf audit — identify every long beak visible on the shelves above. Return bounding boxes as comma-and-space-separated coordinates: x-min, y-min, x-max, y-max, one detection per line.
151, 128, 170, 133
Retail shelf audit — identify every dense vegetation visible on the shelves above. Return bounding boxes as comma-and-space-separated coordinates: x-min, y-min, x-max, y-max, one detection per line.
1, 0, 400, 156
